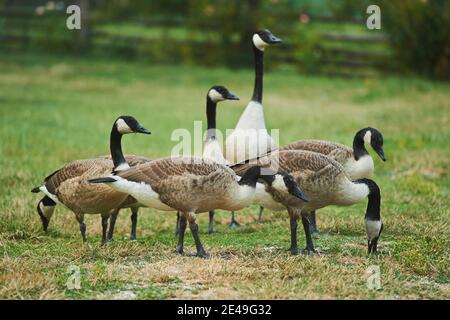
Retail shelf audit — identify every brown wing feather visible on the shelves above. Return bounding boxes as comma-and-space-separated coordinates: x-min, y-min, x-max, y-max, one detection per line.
44, 155, 151, 195
45, 159, 111, 195
281, 140, 353, 165
115, 156, 238, 213
116, 156, 229, 185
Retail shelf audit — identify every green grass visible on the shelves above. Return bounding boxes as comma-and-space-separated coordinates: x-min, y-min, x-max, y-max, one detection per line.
0, 52, 449, 299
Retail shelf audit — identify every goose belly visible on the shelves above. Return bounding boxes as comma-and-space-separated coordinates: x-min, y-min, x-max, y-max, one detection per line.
109, 178, 173, 211
344, 155, 374, 180
57, 179, 129, 214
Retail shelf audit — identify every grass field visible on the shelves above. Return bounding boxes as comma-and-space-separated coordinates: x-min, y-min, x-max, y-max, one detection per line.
0, 52, 449, 299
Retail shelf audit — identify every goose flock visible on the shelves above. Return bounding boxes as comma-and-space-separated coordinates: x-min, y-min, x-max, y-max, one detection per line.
31, 29, 386, 257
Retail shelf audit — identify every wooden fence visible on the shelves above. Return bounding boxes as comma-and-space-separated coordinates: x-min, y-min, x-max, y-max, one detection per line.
0, 3, 391, 77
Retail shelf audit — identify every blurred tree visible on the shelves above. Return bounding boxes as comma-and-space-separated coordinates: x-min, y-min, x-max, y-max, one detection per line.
382, 0, 450, 80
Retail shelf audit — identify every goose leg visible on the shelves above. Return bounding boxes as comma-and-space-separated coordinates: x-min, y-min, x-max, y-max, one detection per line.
186, 212, 209, 258
76, 214, 87, 242
101, 214, 109, 245
287, 209, 299, 255
176, 214, 187, 254
175, 212, 180, 236
308, 211, 319, 235
289, 217, 299, 255
130, 207, 138, 240
301, 215, 317, 254
107, 208, 120, 241
207, 210, 215, 234
256, 206, 264, 223
228, 211, 240, 228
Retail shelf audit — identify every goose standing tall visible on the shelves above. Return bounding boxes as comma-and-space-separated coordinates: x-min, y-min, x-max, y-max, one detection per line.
257, 127, 386, 232
31, 116, 151, 244
222, 29, 282, 227
175, 85, 240, 235
233, 150, 383, 254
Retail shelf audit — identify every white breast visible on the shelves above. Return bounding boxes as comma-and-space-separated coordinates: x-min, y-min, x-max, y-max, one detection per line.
253, 183, 285, 211
225, 102, 278, 164
229, 184, 256, 209
234, 101, 266, 130
203, 139, 229, 165
344, 155, 374, 180
108, 177, 173, 211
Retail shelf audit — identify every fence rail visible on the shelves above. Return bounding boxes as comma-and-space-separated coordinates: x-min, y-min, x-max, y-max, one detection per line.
0, 4, 391, 77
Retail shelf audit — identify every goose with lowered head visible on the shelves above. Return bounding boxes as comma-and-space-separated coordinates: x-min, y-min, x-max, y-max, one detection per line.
233, 150, 384, 255
255, 127, 386, 233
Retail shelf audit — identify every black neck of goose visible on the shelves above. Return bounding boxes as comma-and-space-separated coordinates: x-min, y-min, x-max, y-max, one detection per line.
251, 45, 264, 104
238, 166, 262, 188
358, 178, 381, 221
110, 125, 127, 169
353, 131, 369, 161
206, 96, 217, 140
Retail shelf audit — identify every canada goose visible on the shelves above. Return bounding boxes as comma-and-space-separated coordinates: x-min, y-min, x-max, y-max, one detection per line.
197, 85, 239, 234
31, 116, 151, 244
174, 85, 240, 235
89, 158, 307, 258
224, 29, 282, 165
257, 127, 386, 232
34, 154, 150, 240
222, 29, 282, 227
203, 85, 240, 165
233, 150, 383, 254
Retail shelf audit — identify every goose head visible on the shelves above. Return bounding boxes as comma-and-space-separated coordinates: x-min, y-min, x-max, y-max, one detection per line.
114, 115, 152, 135
260, 171, 308, 202
252, 29, 282, 51
360, 127, 386, 161
207, 85, 240, 103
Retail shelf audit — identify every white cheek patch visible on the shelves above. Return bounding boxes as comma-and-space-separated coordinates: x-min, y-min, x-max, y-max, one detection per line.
208, 89, 224, 102
252, 34, 268, 51
272, 174, 288, 192
363, 130, 372, 145
116, 118, 133, 134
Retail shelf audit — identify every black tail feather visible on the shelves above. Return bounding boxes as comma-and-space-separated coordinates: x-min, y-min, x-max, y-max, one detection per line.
31, 186, 41, 193
88, 177, 117, 184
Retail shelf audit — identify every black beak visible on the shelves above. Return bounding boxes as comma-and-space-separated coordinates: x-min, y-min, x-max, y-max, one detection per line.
375, 147, 386, 161
225, 92, 240, 100
268, 34, 282, 44
135, 125, 151, 135
368, 238, 379, 254
289, 186, 308, 202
